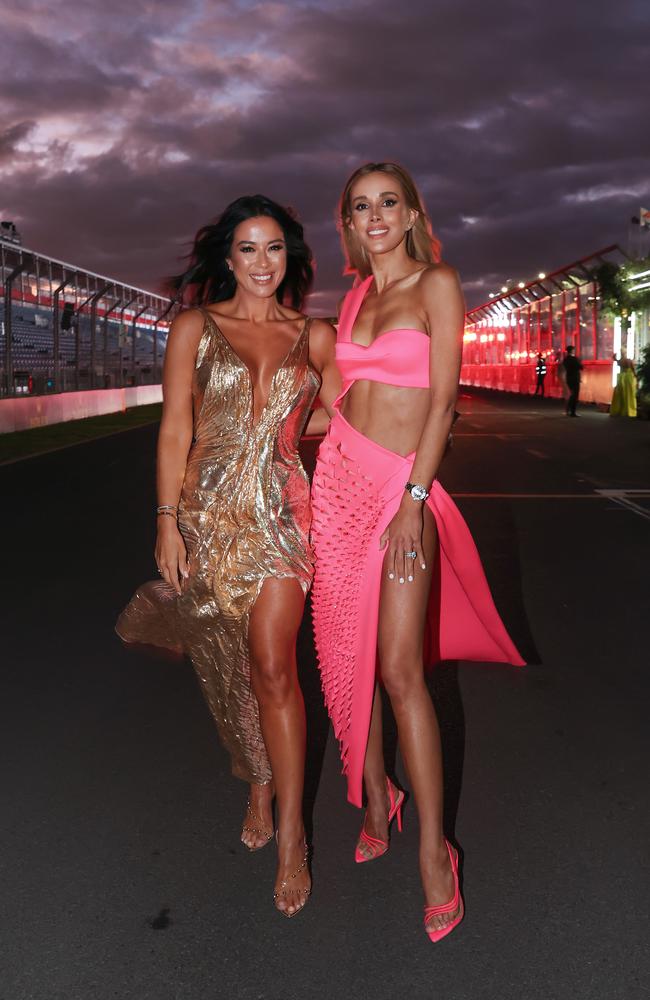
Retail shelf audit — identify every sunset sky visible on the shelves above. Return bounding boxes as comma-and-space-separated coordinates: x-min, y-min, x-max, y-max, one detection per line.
1, 0, 649, 312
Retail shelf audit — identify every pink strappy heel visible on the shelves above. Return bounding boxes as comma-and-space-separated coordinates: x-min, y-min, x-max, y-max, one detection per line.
355, 777, 405, 863
424, 839, 464, 943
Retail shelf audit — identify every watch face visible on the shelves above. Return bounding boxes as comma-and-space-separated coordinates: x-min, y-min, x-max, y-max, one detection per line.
410, 484, 428, 501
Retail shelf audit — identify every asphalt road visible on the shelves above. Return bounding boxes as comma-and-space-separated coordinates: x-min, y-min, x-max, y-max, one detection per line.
1, 389, 649, 1000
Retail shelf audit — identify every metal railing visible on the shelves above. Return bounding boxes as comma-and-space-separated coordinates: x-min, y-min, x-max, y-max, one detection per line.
0, 240, 178, 398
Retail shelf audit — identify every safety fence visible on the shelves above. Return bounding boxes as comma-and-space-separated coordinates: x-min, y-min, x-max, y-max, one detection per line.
1, 239, 178, 399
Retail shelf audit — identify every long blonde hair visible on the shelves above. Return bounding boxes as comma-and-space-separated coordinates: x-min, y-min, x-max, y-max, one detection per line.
339, 161, 442, 278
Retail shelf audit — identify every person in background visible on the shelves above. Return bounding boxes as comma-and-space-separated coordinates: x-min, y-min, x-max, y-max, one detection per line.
610, 350, 637, 418
554, 348, 568, 403
562, 345, 583, 416
534, 352, 547, 396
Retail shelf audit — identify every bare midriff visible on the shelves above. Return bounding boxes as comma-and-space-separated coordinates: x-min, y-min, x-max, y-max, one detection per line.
340, 380, 431, 456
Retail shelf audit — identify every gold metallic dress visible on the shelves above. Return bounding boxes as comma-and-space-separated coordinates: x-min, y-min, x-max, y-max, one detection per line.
116, 310, 320, 784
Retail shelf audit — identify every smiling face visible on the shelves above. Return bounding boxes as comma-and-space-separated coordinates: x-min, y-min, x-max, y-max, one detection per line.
227, 215, 287, 298
347, 171, 418, 259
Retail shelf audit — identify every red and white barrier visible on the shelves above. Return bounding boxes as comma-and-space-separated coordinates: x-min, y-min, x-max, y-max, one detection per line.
460, 362, 613, 406
0, 385, 162, 434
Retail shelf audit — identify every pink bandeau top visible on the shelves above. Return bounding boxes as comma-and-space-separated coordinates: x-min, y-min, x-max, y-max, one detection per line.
336, 275, 430, 390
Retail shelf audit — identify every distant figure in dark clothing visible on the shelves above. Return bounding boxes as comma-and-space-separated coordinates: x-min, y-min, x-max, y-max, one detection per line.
562, 345, 583, 416
555, 348, 568, 402
534, 353, 547, 396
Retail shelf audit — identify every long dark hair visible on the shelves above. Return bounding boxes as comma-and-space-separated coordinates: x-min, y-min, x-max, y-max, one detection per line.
169, 195, 314, 309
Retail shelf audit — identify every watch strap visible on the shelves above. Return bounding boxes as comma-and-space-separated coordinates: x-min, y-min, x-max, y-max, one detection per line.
405, 481, 430, 501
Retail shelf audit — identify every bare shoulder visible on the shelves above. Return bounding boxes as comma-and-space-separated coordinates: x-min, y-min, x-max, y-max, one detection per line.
309, 317, 337, 344
168, 307, 206, 345
417, 263, 464, 322
308, 317, 337, 367
417, 262, 462, 296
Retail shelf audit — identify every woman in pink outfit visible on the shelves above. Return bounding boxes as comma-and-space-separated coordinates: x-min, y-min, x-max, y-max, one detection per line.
309, 162, 524, 942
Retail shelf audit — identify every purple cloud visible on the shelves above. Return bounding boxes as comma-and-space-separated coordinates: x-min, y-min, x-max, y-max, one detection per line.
1, 0, 649, 312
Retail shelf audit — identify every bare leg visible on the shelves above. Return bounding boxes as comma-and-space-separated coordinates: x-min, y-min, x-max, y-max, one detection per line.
249, 577, 310, 916
376, 506, 460, 934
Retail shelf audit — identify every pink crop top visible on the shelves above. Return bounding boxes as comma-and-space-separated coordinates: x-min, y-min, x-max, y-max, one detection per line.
335, 276, 430, 391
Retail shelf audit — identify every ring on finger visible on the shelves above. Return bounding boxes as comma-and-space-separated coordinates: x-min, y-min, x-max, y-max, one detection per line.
405, 550, 417, 559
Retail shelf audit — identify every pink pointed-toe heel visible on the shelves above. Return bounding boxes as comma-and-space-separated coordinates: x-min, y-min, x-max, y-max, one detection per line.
424, 839, 464, 943
355, 777, 405, 864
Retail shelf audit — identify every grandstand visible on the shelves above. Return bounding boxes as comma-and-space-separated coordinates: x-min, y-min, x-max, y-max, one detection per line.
1, 231, 177, 399
3, 231, 648, 417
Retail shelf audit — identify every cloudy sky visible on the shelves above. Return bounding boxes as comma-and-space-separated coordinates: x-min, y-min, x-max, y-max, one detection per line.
2, 0, 649, 312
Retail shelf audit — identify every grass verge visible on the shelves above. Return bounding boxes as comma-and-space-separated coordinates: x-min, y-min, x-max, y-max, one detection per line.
0, 403, 162, 465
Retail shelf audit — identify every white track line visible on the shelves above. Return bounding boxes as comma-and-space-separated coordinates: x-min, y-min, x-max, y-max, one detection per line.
594, 489, 650, 522
451, 490, 650, 521
451, 493, 603, 498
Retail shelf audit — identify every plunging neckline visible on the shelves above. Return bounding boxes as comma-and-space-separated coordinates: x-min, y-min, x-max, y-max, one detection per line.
203, 310, 309, 429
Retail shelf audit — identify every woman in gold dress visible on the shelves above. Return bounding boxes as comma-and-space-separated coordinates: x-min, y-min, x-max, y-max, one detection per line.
116, 196, 339, 916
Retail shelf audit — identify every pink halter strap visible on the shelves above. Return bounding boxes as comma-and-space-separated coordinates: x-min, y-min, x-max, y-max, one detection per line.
337, 276, 373, 342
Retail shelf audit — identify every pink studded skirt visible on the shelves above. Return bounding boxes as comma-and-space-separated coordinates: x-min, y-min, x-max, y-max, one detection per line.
310, 410, 524, 807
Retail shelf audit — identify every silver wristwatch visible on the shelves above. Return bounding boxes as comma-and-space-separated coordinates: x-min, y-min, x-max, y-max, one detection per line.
405, 482, 429, 502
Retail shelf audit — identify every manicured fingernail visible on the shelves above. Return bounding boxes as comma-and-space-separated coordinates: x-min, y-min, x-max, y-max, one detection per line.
388, 572, 395, 580
408, 575, 414, 582
399, 577, 404, 584
421, 563, 427, 570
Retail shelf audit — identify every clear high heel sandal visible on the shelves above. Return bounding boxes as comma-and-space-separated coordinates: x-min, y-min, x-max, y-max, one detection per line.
241, 799, 274, 852
273, 837, 311, 918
